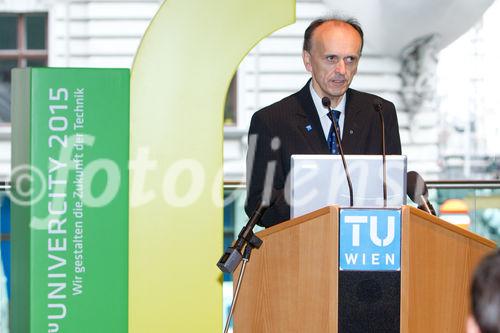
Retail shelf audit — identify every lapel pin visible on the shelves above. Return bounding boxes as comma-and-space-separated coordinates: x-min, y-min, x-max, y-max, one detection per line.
306, 125, 312, 132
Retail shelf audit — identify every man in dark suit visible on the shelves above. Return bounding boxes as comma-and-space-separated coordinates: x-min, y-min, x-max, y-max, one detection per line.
245, 17, 402, 227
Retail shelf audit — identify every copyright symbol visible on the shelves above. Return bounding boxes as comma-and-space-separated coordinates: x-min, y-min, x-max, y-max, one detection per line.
9, 164, 47, 206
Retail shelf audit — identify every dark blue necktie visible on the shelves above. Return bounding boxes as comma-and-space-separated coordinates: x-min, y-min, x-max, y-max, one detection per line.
327, 110, 341, 154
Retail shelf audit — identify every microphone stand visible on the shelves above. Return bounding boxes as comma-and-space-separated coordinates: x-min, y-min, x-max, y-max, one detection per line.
374, 103, 388, 208
217, 200, 272, 333
223, 244, 255, 333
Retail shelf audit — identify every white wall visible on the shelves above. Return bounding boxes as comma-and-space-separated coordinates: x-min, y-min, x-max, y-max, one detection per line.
49, 0, 162, 68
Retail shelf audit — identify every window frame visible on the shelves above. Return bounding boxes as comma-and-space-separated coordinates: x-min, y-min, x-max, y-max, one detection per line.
0, 12, 48, 67
0, 12, 48, 123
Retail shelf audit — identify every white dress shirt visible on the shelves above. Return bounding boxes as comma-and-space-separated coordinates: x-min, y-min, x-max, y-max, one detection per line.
309, 81, 346, 141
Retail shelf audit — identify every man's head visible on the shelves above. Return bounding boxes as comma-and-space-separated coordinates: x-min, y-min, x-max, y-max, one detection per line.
467, 249, 500, 333
302, 17, 364, 106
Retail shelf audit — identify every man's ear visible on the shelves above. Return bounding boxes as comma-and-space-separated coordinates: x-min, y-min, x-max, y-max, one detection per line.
466, 315, 481, 333
302, 50, 312, 73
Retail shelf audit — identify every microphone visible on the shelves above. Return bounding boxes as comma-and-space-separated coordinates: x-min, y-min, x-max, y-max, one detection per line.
218, 191, 279, 333
322, 97, 353, 207
373, 101, 387, 207
407, 171, 437, 216
217, 190, 278, 273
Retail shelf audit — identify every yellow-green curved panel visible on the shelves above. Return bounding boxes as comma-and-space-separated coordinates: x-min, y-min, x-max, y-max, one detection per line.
130, 0, 295, 331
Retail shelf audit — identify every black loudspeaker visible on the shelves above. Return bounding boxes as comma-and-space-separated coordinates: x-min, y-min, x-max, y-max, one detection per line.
338, 271, 400, 333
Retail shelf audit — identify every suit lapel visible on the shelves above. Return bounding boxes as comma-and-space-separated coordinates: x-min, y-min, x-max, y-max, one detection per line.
295, 81, 330, 154
342, 89, 365, 153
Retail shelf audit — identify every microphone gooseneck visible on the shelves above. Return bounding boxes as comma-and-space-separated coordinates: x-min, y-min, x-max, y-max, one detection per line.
374, 101, 387, 207
322, 97, 353, 207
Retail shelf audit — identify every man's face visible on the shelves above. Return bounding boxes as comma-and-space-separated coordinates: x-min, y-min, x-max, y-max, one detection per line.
303, 22, 362, 105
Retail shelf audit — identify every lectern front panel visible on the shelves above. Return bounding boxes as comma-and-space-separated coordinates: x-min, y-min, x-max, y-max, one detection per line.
338, 271, 400, 332
338, 209, 402, 332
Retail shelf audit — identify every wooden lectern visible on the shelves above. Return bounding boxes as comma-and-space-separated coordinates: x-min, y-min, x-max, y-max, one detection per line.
233, 206, 496, 332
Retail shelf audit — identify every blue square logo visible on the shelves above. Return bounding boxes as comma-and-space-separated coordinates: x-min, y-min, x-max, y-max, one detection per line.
339, 209, 401, 271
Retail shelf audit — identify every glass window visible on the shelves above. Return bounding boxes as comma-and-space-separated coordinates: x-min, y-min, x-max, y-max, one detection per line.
0, 60, 17, 122
26, 59, 46, 67
26, 15, 46, 50
0, 15, 18, 50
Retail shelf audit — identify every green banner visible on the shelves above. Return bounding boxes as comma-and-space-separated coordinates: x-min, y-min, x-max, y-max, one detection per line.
11, 68, 129, 333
